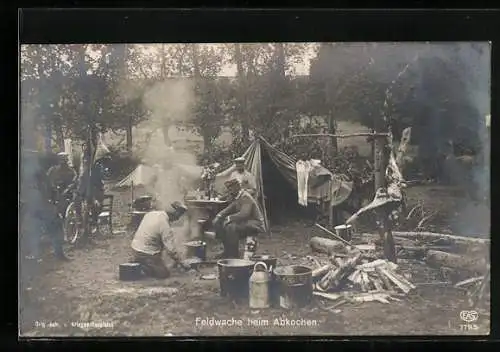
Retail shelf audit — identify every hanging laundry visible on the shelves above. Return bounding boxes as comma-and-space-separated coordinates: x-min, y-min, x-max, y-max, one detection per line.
64, 138, 73, 168
296, 159, 313, 206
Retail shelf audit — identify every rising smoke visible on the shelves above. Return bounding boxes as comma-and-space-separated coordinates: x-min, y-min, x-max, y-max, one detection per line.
132, 78, 203, 251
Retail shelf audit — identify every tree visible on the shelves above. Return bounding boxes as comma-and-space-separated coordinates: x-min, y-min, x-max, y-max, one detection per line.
190, 44, 229, 154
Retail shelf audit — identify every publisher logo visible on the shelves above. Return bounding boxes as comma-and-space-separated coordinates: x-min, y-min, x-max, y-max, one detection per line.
460, 310, 479, 323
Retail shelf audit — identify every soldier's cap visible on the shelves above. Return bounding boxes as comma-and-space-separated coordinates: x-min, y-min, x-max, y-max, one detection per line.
224, 178, 241, 188
234, 157, 245, 164
171, 201, 188, 212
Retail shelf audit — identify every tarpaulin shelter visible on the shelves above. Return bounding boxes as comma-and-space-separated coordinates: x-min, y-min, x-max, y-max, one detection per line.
113, 162, 204, 208
214, 136, 353, 233
114, 164, 157, 189
114, 163, 203, 189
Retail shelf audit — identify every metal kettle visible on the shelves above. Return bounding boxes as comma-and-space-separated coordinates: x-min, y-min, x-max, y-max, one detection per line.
249, 261, 270, 309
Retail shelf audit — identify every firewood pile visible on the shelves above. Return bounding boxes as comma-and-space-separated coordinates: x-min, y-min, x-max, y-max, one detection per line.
310, 251, 416, 305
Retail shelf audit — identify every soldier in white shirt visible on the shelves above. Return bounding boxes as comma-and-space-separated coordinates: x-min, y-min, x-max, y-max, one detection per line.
229, 157, 257, 197
131, 201, 189, 279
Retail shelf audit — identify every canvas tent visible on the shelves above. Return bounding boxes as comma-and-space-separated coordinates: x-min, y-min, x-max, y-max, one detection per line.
114, 164, 157, 188
213, 136, 353, 233
114, 163, 203, 189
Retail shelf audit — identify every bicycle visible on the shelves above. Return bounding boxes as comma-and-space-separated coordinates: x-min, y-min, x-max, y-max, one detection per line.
63, 196, 103, 246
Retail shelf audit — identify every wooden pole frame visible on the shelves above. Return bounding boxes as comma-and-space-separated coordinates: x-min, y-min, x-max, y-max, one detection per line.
290, 132, 390, 139
291, 130, 397, 262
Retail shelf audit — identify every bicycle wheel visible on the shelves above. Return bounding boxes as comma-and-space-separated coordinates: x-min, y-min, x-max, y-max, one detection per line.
64, 202, 82, 245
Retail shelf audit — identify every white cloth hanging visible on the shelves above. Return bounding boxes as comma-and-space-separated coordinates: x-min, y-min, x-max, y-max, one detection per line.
64, 139, 73, 167
296, 160, 312, 206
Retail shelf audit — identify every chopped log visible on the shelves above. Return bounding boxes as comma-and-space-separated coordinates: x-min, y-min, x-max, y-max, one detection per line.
359, 273, 368, 291
398, 245, 454, 253
375, 267, 394, 291
315, 223, 357, 249
361, 271, 371, 290
314, 282, 326, 292
388, 271, 416, 290
356, 244, 377, 251
379, 267, 413, 294
348, 292, 392, 304
335, 257, 345, 267
393, 231, 489, 245
455, 276, 484, 288
310, 236, 346, 255
314, 290, 397, 303
318, 270, 335, 290
371, 276, 384, 291
331, 253, 349, 258
313, 291, 342, 301
312, 264, 333, 279
323, 253, 362, 291
348, 269, 363, 285
426, 250, 488, 273
357, 259, 398, 271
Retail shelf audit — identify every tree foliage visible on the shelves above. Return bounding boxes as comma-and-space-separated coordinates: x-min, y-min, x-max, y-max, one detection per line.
22, 42, 488, 186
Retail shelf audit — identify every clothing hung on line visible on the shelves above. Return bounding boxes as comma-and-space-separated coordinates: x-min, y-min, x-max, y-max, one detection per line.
296, 160, 313, 206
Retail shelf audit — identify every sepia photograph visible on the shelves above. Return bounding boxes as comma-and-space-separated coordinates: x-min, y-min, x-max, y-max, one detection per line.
19, 42, 490, 336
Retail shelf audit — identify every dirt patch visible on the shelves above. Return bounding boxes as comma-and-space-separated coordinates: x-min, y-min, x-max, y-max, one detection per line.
19, 187, 490, 337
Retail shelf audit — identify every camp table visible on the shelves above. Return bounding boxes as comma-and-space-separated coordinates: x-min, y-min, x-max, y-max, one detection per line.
185, 199, 228, 240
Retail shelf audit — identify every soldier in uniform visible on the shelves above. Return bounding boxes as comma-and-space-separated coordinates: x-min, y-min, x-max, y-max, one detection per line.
130, 201, 190, 279
228, 157, 257, 197
212, 179, 265, 259
23, 150, 69, 261
46, 152, 78, 213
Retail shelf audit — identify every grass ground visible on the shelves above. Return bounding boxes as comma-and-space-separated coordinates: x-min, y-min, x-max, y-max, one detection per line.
19, 185, 490, 337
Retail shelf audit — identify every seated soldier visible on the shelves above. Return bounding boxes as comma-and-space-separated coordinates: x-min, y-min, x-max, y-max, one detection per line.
131, 201, 190, 279
212, 179, 265, 259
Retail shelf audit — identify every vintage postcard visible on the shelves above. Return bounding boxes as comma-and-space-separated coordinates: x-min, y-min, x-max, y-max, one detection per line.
19, 42, 490, 336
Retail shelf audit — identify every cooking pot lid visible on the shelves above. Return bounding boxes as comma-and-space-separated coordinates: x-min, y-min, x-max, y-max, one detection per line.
120, 263, 141, 268
274, 265, 312, 275
185, 240, 206, 246
217, 259, 254, 267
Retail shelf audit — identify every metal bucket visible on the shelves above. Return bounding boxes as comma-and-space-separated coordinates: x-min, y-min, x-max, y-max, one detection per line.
334, 224, 353, 241
217, 259, 255, 304
274, 265, 313, 309
119, 262, 143, 281
184, 240, 207, 260
250, 255, 277, 271
251, 255, 279, 307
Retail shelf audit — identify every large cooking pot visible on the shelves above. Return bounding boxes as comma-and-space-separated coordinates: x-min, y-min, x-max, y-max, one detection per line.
217, 259, 255, 304
132, 196, 153, 211
250, 255, 277, 271
184, 240, 207, 261
274, 265, 313, 309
